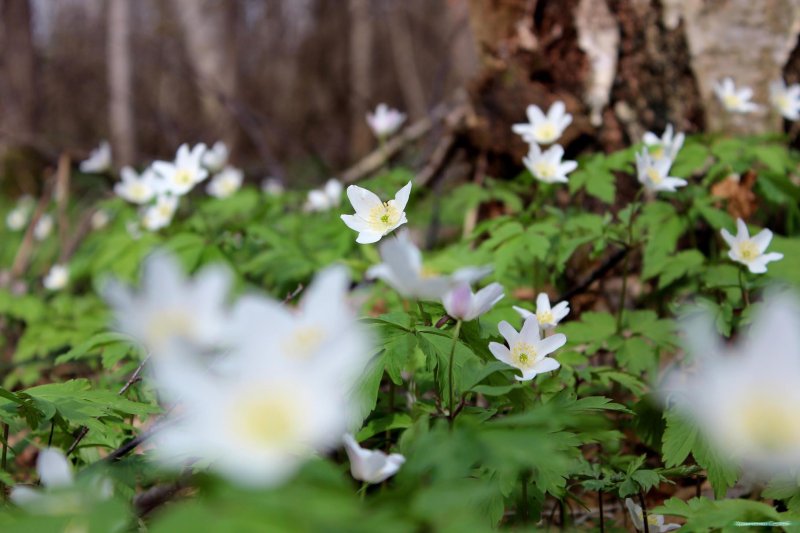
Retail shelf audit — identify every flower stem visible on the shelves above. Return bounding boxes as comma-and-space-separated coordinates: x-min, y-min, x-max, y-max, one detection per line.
617, 191, 644, 333
358, 481, 369, 501
738, 268, 750, 307
448, 320, 463, 425
638, 491, 650, 533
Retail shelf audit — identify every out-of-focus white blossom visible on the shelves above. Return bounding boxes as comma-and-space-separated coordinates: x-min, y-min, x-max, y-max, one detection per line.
152, 143, 208, 196
207, 166, 244, 199
769, 78, 800, 121
343, 434, 405, 484
261, 177, 284, 196
141, 195, 178, 232
642, 124, 685, 162
713, 78, 760, 114
341, 182, 411, 244
721, 218, 783, 274
202, 141, 229, 173
366, 104, 406, 139
635, 148, 687, 193
442, 281, 504, 322
6, 207, 29, 231
305, 179, 343, 212
80, 141, 112, 173
512, 101, 572, 145
522, 144, 577, 184
90, 209, 111, 230
115, 167, 158, 204
33, 214, 54, 241
43, 264, 69, 291
513, 292, 569, 330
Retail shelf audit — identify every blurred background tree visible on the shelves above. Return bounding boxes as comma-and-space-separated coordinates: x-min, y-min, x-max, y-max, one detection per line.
0, 0, 798, 192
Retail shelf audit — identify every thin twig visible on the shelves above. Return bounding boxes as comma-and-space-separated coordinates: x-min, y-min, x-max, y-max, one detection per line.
282, 283, 304, 305
557, 247, 627, 303
9, 177, 56, 282
638, 492, 650, 533
434, 315, 452, 328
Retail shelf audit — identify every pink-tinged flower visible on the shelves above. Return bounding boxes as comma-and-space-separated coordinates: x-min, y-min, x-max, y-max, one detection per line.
442, 281, 504, 322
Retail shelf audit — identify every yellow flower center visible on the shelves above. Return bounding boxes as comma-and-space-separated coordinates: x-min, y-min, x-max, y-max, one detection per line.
737, 240, 759, 261
738, 394, 800, 453
537, 310, 554, 325
774, 94, 790, 113
174, 169, 194, 187
532, 161, 557, 180
368, 202, 401, 232
131, 182, 148, 200
646, 167, 663, 185
650, 145, 665, 160
283, 326, 325, 359
723, 93, 743, 110
511, 342, 537, 369
157, 203, 174, 218
146, 309, 194, 346
534, 122, 558, 144
219, 179, 238, 196
230, 389, 301, 449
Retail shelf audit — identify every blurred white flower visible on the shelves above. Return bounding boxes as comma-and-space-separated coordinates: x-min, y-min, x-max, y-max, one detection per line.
488, 316, 566, 381
207, 166, 244, 199
442, 281, 504, 322
152, 352, 352, 487
366, 231, 490, 300
713, 77, 760, 114
662, 292, 800, 479
44, 264, 69, 291
366, 103, 406, 139
6, 206, 29, 231
769, 78, 800, 121
343, 434, 405, 484
90, 209, 111, 230
33, 214, 54, 241
635, 148, 687, 193
512, 101, 572, 145
522, 144, 577, 184
80, 141, 112, 173
11, 448, 113, 514
261, 177, 284, 196
226, 266, 371, 387
720, 218, 783, 274
103, 252, 232, 355
513, 292, 569, 330
115, 167, 158, 204
152, 143, 208, 196
624, 498, 680, 532
141, 195, 178, 232
341, 182, 411, 244
642, 124, 685, 162
305, 179, 343, 212
202, 141, 229, 173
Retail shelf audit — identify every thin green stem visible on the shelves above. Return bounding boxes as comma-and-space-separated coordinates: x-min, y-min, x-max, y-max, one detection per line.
1, 423, 8, 472
448, 320, 463, 425
358, 481, 369, 501
738, 268, 750, 307
617, 191, 644, 333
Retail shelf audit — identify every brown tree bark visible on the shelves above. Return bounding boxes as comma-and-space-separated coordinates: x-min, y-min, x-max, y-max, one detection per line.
0, 0, 36, 146
107, 0, 137, 168
349, 0, 374, 158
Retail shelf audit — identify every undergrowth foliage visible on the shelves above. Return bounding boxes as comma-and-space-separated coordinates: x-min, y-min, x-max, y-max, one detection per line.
0, 131, 799, 532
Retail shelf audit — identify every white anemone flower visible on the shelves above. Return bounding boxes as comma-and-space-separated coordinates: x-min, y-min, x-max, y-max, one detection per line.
261, 177, 284, 196
33, 214, 54, 241
152, 354, 352, 487
102, 252, 232, 356
6, 206, 29, 231
305, 179, 343, 212
513, 292, 569, 330
366, 231, 491, 300
769, 78, 800, 121
522, 143, 577, 184
79, 141, 112, 173
512, 101, 573, 145
43, 264, 69, 291
207, 166, 244, 199
662, 292, 800, 479
713, 78, 760, 114
152, 143, 208, 196
10, 448, 113, 514
635, 148, 687, 193
343, 434, 405, 484
624, 498, 680, 532
341, 181, 411, 244
90, 209, 111, 230
488, 316, 566, 381
366, 104, 407, 139
202, 141, 229, 173
442, 281, 504, 322
115, 166, 158, 205
226, 266, 371, 388
642, 124, 685, 162
141, 195, 178, 232
720, 218, 783, 274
